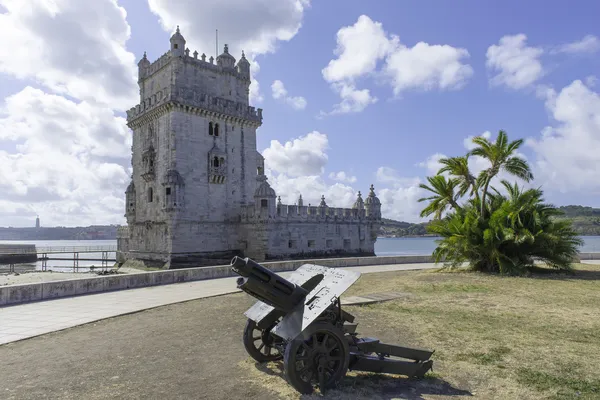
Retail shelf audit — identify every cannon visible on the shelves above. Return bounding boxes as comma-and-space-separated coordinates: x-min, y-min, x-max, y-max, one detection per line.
231, 256, 434, 394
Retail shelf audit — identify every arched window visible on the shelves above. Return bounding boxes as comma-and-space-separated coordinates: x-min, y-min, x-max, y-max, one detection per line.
220, 157, 225, 166
209, 122, 214, 136
213, 156, 219, 167
148, 187, 153, 203
214, 123, 220, 136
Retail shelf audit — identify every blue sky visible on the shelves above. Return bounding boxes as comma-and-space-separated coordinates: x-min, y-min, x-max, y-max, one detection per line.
0, 0, 599, 226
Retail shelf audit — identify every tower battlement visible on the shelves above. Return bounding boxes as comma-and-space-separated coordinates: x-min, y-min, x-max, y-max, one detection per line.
125, 87, 262, 126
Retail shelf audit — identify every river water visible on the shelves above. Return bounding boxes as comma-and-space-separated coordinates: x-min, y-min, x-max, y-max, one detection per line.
3, 236, 600, 271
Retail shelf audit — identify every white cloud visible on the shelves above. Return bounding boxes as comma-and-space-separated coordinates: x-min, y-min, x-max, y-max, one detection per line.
0, 87, 130, 226
383, 42, 473, 95
0, 0, 138, 111
527, 79, 600, 193
262, 131, 358, 208
271, 80, 307, 110
147, 0, 311, 104
328, 171, 357, 183
322, 15, 394, 83
553, 35, 600, 55
417, 153, 447, 176
321, 15, 473, 114
262, 131, 328, 177
486, 34, 544, 90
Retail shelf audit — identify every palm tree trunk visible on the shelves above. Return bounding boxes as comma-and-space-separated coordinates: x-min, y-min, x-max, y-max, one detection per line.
480, 176, 492, 218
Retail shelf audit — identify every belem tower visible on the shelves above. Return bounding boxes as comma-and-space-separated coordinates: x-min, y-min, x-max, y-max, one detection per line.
116, 27, 383, 268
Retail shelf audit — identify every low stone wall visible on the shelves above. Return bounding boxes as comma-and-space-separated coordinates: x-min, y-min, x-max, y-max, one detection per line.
0, 244, 37, 264
0, 254, 435, 306
2, 252, 598, 307
579, 252, 600, 260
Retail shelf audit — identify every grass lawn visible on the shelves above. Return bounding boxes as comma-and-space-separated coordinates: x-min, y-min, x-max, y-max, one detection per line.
241, 263, 600, 400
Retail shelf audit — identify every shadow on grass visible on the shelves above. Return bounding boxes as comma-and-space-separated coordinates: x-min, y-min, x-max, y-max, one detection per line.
253, 361, 472, 399
525, 266, 600, 281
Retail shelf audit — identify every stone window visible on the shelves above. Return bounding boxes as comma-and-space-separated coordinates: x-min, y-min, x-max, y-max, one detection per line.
308, 240, 315, 248
208, 148, 227, 184
209, 122, 214, 136
165, 187, 171, 196
288, 240, 297, 249
141, 146, 156, 182
214, 123, 220, 136
148, 187, 153, 203
326, 239, 333, 248
260, 199, 268, 208
174, 43, 178, 49
343, 239, 351, 250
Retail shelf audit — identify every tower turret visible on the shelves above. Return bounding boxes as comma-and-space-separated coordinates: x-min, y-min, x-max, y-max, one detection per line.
365, 184, 382, 219
217, 44, 236, 69
170, 25, 186, 57
254, 175, 277, 217
352, 191, 365, 210
236, 50, 251, 79
138, 51, 150, 81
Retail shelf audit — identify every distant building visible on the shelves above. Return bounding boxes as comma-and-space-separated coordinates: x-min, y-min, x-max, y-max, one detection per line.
35, 215, 40, 229
116, 27, 382, 269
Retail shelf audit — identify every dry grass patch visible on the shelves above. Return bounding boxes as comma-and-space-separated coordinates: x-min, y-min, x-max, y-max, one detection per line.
240, 263, 600, 399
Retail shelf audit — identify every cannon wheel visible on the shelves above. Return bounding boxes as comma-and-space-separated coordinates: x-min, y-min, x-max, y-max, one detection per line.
243, 318, 283, 362
283, 322, 350, 395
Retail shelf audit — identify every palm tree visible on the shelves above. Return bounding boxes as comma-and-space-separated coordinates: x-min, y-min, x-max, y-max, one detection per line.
418, 175, 461, 219
437, 155, 479, 200
468, 130, 534, 218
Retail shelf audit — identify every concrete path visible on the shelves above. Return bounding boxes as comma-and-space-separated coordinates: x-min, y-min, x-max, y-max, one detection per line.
0, 263, 438, 346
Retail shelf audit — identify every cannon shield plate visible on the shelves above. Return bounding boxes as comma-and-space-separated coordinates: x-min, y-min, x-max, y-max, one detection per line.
244, 264, 361, 339
271, 264, 361, 341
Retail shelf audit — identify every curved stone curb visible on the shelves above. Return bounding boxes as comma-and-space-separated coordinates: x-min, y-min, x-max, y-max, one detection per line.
0, 255, 437, 307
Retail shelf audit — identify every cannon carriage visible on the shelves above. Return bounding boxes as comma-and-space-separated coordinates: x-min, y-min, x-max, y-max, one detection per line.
231, 256, 434, 394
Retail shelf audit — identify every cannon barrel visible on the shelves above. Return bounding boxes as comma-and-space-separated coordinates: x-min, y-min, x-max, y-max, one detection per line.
231, 256, 309, 313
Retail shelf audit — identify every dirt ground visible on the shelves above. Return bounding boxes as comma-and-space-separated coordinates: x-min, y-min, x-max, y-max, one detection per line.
2, 264, 599, 399
0, 292, 467, 400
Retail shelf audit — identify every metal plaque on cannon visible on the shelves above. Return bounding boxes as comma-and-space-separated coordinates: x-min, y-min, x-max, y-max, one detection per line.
270, 264, 360, 341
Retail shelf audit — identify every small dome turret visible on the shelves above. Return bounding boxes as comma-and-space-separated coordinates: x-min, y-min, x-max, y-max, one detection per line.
352, 191, 365, 210
236, 50, 251, 77
138, 51, 150, 67
126, 180, 135, 193
217, 44, 236, 69
170, 25, 186, 57
254, 176, 276, 198
365, 184, 381, 206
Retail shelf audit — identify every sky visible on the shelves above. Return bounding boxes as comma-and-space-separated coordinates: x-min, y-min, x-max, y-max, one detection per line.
0, 0, 600, 227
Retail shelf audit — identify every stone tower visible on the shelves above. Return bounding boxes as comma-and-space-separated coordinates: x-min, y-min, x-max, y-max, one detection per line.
117, 26, 382, 269
119, 27, 263, 267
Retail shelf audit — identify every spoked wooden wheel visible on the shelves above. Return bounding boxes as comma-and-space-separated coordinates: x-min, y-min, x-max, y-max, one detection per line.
283, 322, 350, 394
243, 318, 283, 362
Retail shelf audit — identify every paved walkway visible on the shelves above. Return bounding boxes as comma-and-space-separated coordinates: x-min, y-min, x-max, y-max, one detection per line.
0, 263, 438, 346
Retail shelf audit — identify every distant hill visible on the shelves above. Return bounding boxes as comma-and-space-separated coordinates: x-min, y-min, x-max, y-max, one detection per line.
379, 218, 433, 238
2, 204, 600, 240
379, 205, 600, 237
